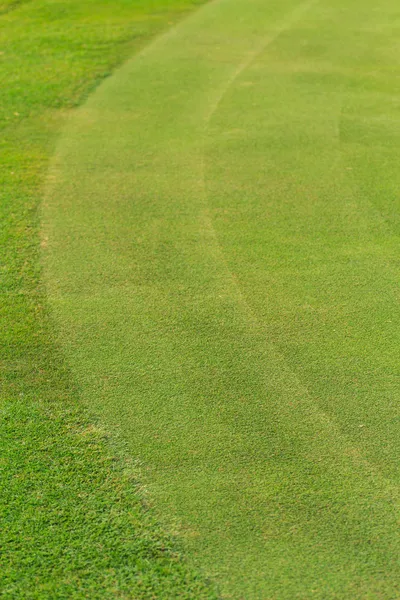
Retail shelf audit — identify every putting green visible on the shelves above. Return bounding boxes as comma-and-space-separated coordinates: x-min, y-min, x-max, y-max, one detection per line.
43, 0, 400, 597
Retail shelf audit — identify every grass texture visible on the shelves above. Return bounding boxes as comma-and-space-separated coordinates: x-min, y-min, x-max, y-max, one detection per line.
0, 1, 219, 598
43, 0, 400, 598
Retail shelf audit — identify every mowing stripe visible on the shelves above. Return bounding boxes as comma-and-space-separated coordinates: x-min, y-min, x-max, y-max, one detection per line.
43, 0, 400, 597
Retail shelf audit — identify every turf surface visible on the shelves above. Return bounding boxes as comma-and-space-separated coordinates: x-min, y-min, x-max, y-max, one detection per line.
43, 0, 400, 597
0, 1, 218, 598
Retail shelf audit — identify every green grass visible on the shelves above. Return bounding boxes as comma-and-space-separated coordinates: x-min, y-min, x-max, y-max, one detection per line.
43, 0, 400, 597
0, 1, 219, 598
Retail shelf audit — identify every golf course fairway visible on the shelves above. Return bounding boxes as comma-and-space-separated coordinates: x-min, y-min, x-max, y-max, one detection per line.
43, 0, 400, 597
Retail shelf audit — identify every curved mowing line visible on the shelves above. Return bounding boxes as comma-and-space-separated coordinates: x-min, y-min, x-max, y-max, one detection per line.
43, 0, 400, 597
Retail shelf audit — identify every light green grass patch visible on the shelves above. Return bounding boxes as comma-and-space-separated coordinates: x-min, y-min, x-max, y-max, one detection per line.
43, 0, 400, 597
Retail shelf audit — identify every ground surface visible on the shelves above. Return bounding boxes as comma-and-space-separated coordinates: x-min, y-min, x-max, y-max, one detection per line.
0, 1, 218, 598
43, 0, 400, 598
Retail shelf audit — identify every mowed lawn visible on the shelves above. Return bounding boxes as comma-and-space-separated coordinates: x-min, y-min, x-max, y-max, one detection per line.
43, 0, 400, 598
0, 1, 218, 599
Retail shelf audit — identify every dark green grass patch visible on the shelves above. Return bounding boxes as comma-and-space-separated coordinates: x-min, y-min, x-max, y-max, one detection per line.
0, 1, 217, 598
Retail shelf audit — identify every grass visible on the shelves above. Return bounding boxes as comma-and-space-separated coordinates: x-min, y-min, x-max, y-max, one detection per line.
43, 0, 400, 598
0, 1, 219, 598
